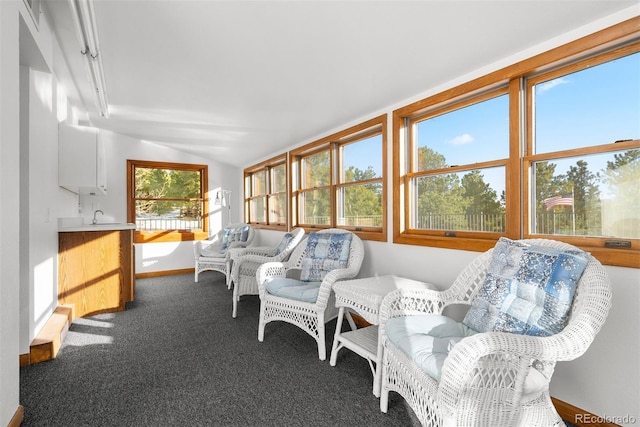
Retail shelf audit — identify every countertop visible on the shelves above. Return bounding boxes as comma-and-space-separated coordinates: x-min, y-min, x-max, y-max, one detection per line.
59, 223, 136, 232
58, 217, 136, 232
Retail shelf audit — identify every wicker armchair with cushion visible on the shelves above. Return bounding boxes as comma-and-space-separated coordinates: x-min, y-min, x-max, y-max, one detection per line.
379, 237, 612, 427
256, 228, 364, 360
193, 223, 254, 284
229, 227, 306, 318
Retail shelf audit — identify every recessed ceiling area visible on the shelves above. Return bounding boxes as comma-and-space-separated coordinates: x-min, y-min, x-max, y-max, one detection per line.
43, 1, 638, 167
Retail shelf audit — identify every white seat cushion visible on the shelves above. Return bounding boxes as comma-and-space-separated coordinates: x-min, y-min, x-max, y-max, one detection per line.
199, 249, 226, 258
386, 314, 549, 402
264, 277, 322, 303
386, 314, 477, 380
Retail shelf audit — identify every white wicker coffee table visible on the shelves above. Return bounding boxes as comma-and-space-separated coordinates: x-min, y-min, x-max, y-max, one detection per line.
329, 275, 433, 397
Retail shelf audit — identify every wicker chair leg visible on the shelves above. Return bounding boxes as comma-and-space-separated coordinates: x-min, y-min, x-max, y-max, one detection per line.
380, 390, 389, 413
232, 288, 238, 318
379, 361, 390, 413
258, 308, 266, 342
317, 322, 326, 361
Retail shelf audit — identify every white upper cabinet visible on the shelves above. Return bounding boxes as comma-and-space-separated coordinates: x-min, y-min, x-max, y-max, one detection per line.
58, 124, 107, 195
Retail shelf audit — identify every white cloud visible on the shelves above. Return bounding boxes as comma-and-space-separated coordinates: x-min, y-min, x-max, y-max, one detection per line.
450, 133, 474, 145
538, 77, 569, 93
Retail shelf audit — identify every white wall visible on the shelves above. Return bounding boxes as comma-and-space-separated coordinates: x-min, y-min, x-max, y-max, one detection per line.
552, 265, 639, 423
16, 2, 80, 357
19, 66, 61, 352
0, 2, 21, 424
87, 130, 241, 275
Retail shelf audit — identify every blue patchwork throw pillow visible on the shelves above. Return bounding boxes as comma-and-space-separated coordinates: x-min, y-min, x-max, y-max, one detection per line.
274, 233, 294, 255
219, 228, 233, 252
462, 237, 589, 337
237, 225, 250, 242
300, 232, 353, 282
220, 226, 250, 252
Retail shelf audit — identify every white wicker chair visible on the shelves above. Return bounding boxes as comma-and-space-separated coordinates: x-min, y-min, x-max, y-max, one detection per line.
193, 223, 255, 284
379, 239, 612, 427
230, 227, 306, 318
256, 228, 364, 360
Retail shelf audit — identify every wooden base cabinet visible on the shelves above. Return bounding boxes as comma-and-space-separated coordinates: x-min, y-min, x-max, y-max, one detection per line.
58, 229, 134, 318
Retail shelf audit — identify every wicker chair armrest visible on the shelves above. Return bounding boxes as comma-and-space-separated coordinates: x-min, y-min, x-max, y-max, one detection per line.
241, 246, 279, 258
194, 241, 203, 258
256, 261, 287, 280
448, 319, 601, 368
227, 240, 250, 251
230, 253, 264, 280
323, 267, 360, 284
314, 268, 360, 307
199, 239, 223, 252
197, 244, 227, 259
446, 332, 544, 367
437, 332, 540, 420
237, 253, 279, 265
233, 253, 285, 282
437, 325, 602, 414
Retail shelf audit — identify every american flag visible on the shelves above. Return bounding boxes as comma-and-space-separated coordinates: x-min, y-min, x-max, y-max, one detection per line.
543, 193, 574, 210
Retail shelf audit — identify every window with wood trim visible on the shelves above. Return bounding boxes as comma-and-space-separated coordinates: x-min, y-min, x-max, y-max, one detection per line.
404, 87, 512, 240
524, 46, 639, 267
394, 19, 639, 267
127, 160, 208, 243
244, 154, 288, 230
291, 115, 387, 242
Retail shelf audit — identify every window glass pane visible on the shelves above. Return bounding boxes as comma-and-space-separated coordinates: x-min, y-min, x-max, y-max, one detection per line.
415, 94, 509, 171
133, 166, 203, 233
135, 200, 202, 231
250, 196, 266, 223
340, 134, 382, 182
412, 167, 506, 232
532, 149, 639, 238
301, 151, 330, 188
533, 52, 640, 153
300, 189, 330, 225
167, 170, 201, 199
271, 164, 286, 193
269, 193, 287, 224
252, 170, 267, 196
244, 175, 250, 196
337, 183, 383, 227
245, 156, 288, 228
135, 168, 201, 199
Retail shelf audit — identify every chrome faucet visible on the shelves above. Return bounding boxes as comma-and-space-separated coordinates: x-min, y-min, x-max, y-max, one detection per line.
92, 210, 104, 224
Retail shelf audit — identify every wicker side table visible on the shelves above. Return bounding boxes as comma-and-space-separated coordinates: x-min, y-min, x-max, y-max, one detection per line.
329, 275, 433, 397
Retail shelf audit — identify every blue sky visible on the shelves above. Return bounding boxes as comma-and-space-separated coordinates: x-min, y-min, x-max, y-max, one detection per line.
342, 134, 383, 177
535, 52, 639, 152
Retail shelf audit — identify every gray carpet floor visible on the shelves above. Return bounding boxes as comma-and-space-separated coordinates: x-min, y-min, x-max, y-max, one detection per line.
20, 272, 420, 426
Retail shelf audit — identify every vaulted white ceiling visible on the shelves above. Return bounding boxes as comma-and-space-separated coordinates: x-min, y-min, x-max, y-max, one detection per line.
44, 0, 638, 167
